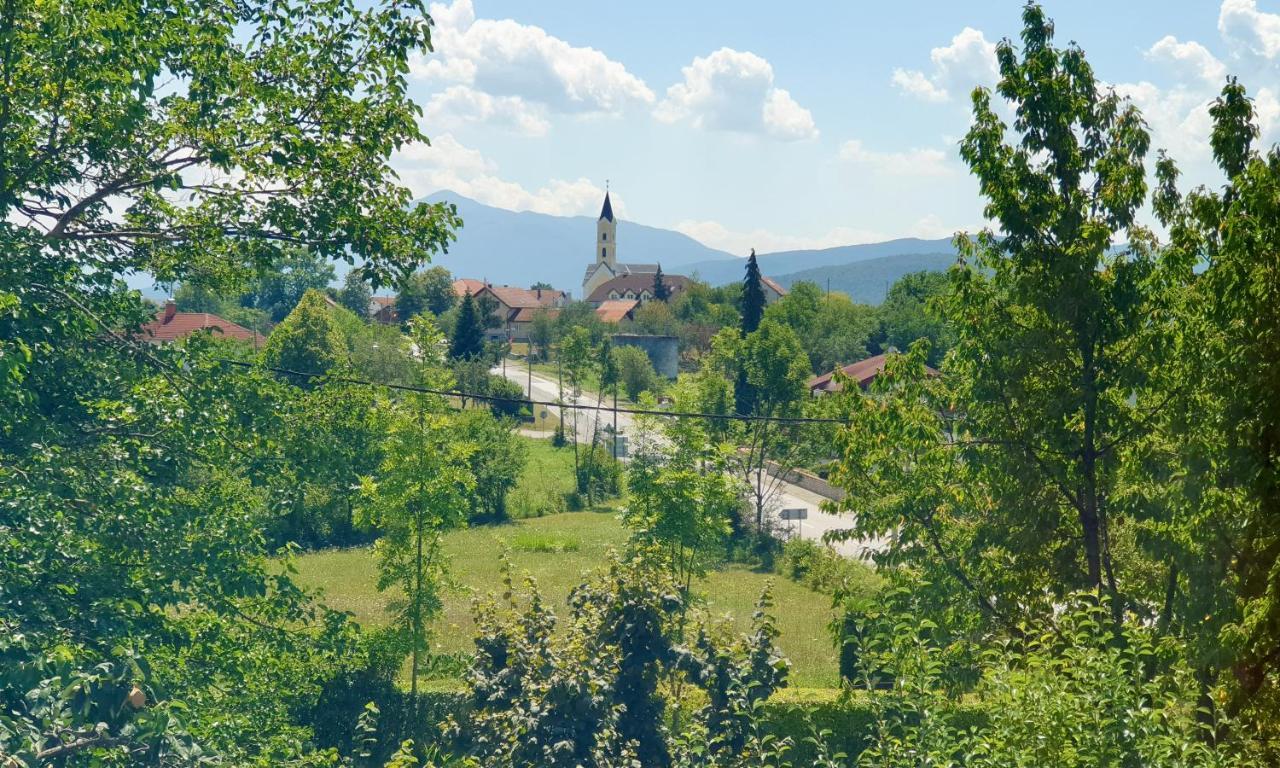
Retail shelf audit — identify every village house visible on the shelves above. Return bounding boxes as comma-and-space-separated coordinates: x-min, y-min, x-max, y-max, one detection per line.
138, 300, 264, 346
474, 284, 568, 342
594, 298, 639, 324
807, 352, 940, 395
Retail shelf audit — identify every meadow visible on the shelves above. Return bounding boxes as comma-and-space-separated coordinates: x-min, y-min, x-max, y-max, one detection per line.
293, 510, 847, 688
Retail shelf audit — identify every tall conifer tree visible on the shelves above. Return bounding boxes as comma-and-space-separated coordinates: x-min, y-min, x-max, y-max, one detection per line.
450, 290, 486, 360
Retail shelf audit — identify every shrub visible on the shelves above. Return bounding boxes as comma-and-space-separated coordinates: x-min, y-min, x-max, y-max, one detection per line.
612, 344, 660, 400
778, 538, 881, 596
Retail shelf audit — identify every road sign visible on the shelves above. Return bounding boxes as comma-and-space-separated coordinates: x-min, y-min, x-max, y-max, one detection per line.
780, 508, 808, 521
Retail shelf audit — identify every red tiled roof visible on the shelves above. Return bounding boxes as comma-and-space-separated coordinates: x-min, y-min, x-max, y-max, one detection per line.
595, 299, 639, 323
761, 276, 787, 296
371, 296, 396, 308
479, 284, 567, 309
586, 273, 689, 304
452, 278, 487, 298
807, 353, 939, 393
138, 304, 263, 345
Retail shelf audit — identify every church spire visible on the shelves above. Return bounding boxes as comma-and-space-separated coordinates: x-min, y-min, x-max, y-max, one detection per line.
598, 189, 614, 222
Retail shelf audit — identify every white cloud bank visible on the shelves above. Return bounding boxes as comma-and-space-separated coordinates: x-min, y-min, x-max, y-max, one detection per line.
838, 139, 954, 176
392, 133, 610, 217
655, 48, 818, 141
414, 0, 654, 120
891, 27, 998, 103
1219, 0, 1280, 61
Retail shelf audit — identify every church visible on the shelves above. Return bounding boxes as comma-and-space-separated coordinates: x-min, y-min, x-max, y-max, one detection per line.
582, 191, 689, 305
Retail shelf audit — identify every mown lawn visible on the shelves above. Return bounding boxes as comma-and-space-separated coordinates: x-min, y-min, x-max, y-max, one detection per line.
293, 511, 845, 688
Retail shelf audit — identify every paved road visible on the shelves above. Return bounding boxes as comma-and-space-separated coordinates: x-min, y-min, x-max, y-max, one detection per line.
493, 359, 888, 561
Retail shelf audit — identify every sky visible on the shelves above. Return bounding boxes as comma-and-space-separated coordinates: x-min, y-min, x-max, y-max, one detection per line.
392, 0, 1280, 255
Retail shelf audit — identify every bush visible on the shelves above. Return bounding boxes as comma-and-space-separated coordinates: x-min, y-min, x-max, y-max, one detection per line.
778, 538, 881, 596
488, 375, 529, 420
575, 444, 621, 504
612, 344, 660, 400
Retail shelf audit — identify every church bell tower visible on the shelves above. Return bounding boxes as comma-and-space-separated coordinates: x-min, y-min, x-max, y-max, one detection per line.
597, 190, 616, 268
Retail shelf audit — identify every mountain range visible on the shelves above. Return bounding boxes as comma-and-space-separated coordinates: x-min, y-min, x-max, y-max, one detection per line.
127, 191, 961, 304
422, 191, 959, 303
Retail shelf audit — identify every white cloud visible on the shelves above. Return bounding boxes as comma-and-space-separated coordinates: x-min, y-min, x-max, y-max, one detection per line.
655, 48, 818, 141
392, 133, 610, 217
890, 69, 948, 103
1146, 36, 1227, 86
1219, 0, 1280, 60
414, 0, 654, 115
837, 139, 953, 176
892, 27, 997, 103
424, 85, 550, 136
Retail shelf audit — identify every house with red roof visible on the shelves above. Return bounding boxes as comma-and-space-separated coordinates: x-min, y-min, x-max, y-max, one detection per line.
137, 301, 264, 346
807, 352, 939, 395
473, 284, 568, 342
594, 298, 639, 324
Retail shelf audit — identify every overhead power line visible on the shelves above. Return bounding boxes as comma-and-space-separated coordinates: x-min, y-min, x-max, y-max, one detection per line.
213, 358, 845, 425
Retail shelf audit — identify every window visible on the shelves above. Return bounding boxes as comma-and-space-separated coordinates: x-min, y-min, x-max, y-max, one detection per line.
602, 232, 607, 241
601, 247, 607, 259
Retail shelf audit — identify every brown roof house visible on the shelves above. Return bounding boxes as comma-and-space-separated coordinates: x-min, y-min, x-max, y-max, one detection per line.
594, 298, 639, 324
761, 276, 788, 304
138, 300, 264, 346
474, 284, 568, 342
807, 352, 940, 395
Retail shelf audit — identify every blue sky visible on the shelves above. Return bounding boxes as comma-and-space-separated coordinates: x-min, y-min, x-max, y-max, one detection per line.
392, 1, 1280, 255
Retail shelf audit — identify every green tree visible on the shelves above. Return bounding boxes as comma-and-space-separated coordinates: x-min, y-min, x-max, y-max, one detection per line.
559, 325, 596, 491
874, 271, 953, 366
740, 249, 767, 337
261, 289, 349, 383
450, 290, 486, 360
397, 265, 456, 320
0, 0, 457, 757
614, 344, 660, 401
943, 3, 1160, 612
357, 405, 473, 716
528, 306, 558, 361
455, 409, 525, 523
1150, 79, 1280, 721
241, 248, 336, 322
737, 249, 768, 415
338, 269, 373, 318
653, 264, 671, 302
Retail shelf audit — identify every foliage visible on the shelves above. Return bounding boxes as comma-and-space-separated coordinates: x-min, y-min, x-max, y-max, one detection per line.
653, 265, 672, 302
241, 249, 336, 323
338, 270, 374, 319
1148, 78, 1280, 723
871, 271, 952, 366
450, 291, 486, 360
453, 554, 791, 768
765, 282, 878, 376
778, 539, 881, 597
574, 445, 622, 506
613, 344, 660, 400
261, 289, 350, 384
357, 403, 474, 707
455, 409, 527, 523
396, 266, 457, 321
528, 307, 558, 362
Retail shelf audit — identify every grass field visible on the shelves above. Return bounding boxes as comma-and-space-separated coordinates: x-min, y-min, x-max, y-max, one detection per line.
293, 511, 845, 687
506, 436, 576, 517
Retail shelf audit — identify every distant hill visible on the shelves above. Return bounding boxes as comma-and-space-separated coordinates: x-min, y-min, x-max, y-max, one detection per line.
418, 191, 735, 297
771, 252, 958, 304
681, 237, 958, 287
